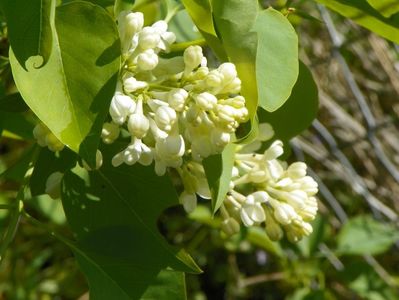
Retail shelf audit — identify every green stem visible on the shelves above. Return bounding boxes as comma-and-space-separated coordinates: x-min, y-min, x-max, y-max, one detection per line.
0, 203, 16, 209
0, 200, 23, 263
169, 39, 206, 53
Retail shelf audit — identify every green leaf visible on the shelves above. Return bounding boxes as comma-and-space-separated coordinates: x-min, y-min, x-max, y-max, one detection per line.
366, 0, 399, 18
211, 0, 258, 118
1, 0, 54, 69
181, 0, 227, 60
0, 111, 34, 140
9, 1, 120, 167
253, 8, 299, 112
114, 0, 135, 18
337, 215, 399, 255
30, 147, 77, 196
168, 10, 202, 43
0, 145, 37, 182
258, 61, 318, 142
0, 93, 29, 112
141, 270, 187, 300
316, 0, 399, 44
203, 143, 235, 214
340, 262, 399, 300
61, 144, 200, 300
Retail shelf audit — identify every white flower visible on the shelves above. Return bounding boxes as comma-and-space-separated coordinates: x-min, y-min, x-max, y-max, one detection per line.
123, 76, 148, 93
264, 140, 284, 160
257, 123, 274, 141
179, 191, 197, 213
138, 26, 160, 50
240, 191, 268, 226
45, 172, 64, 199
101, 122, 120, 144
137, 49, 159, 70
194, 92, 217, 111
151, 20, 176, 51
109, 93, 135, 124
271, 200, 298, 225
118, 11, 144, 53
183, 45, 203, 71
128, 113, 150, 138
33, 123, 48, 146
154, 106, 177, 132
211, 128, 230, 148
123, 138, 153, 166
156, 134, 185, 160
205, 70, 223, 87
217, 62, 237, 83
167, 88, 188, 112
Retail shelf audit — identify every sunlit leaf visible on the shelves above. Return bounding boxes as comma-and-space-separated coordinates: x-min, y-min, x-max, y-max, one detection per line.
316, 0, 399, 44
203, 143, 235, 214
259, 61, 318, 142
253, 8, 299, 112
9, 1, 120, 167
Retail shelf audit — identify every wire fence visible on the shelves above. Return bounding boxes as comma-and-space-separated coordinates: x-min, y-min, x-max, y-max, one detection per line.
289, 3, 399, 287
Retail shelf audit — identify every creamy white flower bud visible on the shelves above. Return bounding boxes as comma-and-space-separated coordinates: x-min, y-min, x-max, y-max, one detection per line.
167, 88, 188, 111
232, 167, 240, 178
191, 135, 213, 159
154, 106, 177, 132
101, 122, 120, 144
264, 140, 284, 160
191, 66, 209, 80
273, 202, 298, 225
137, 49, 159, 70
221, 217, 240, 236
179, 191, 197, 213
221, 77, 241, 94
33, 123, 48, 146
287, 162, 307, 179
216, 104, 236, 123
128, 113, 150, 138
123, 77, 148, 93
248, 169, 267, 183
194, 92, 217, 111
211, 129, 230, 148
45, 172, 63, 199
138, 26, 160, 50
218, 62, 237, 83
151, 20, 176, 51
83, 150, 103, 171
283, 190, 307, 210
183, 45, 203, 71
206, 70, 223, 87
109, 93, 136, 125
156, 134, 185, 158
118, 11, 144, 39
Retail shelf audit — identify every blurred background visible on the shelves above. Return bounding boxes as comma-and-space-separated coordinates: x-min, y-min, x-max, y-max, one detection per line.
1, 0, 399, 299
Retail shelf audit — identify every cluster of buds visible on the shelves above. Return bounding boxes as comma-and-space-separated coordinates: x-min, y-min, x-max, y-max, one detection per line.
218, 124, 319, 242
104, 11, 248, 176
33, 122, 64, 152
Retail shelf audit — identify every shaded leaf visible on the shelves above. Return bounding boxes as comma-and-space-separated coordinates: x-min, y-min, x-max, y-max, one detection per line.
61, 144, 200, 299
246, 227, 283, 257
9, 1, 120, 167
0, 111, 34, 140
114, 0, 135, 18
203, 143, 235, 214
258, 61, 318, 142
181, 0, 227, 60
30, 147, 77, 196
366, 0, 399, 18
316, 0, 399, 44
337, 215, 399, 255
1, 0, 53, 69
